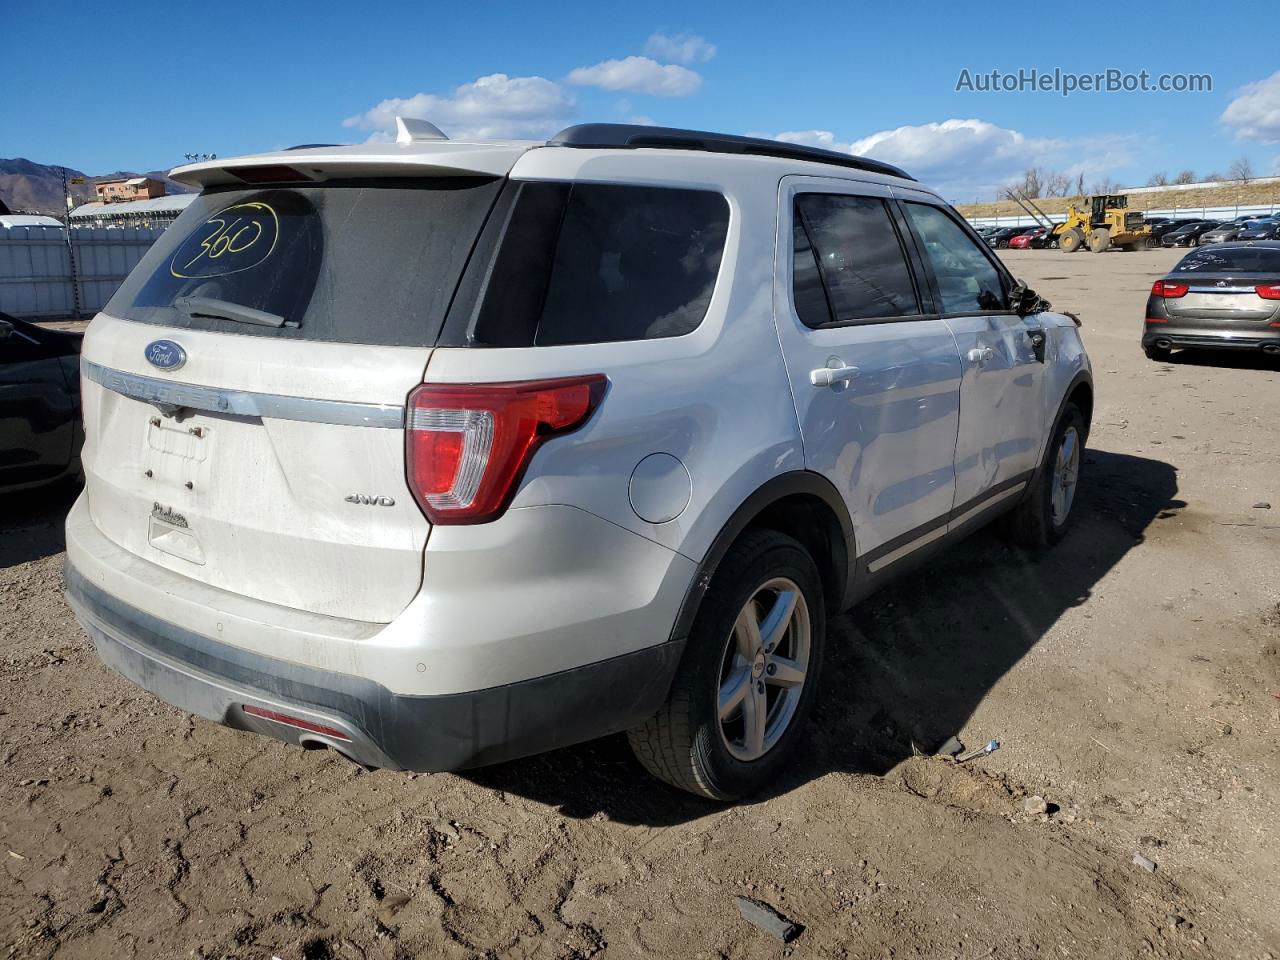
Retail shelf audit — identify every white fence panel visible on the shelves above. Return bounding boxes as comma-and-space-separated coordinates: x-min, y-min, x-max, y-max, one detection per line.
0, 225, 167, 319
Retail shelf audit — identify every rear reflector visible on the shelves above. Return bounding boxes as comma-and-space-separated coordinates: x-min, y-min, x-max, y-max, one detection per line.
406, 375, 607, 524
1145, 317, 1169, 324
242, 704, 351, 741
226, 164, 312, 184
1151, 280, 1189, 298
1256, 284, 1280, 300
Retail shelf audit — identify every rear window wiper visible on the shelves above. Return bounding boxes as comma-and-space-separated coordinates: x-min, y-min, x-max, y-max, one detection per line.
174, 296, 297, 328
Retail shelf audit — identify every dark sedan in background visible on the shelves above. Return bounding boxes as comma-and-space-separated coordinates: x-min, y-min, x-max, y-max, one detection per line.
1161, 221, 1222, 247
1143, 241, 1280, 360
1149, 218, 1201, 242
1237, 219, 1280, 241
0, 312, 83, 494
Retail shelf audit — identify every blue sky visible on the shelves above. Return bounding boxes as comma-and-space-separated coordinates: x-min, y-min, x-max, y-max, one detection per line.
6, 0, 1279, 202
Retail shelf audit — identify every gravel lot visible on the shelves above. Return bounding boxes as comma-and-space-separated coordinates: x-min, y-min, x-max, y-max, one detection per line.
2, 248, 1278, 959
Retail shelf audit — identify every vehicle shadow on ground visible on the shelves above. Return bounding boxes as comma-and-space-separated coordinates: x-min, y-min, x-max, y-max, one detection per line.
1164, 349, 1280, 372
463, 448, 1182, 825
0, 481, 79, 568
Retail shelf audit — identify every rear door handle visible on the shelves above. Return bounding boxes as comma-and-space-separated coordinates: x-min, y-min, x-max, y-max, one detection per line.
966, 346, 994, 364
810, 364, 861, 387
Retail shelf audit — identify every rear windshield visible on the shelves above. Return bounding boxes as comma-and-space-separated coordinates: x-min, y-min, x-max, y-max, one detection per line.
106, 178, 503, 346
1175, 247, 1280, 273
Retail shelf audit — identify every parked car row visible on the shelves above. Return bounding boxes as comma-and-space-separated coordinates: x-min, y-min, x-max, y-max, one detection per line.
975, 213, 1280, 251
1149, 214, 1280, 246
977, 225, 1056, 249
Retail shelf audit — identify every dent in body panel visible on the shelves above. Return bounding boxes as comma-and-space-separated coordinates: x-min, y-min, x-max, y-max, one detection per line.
944, 314, 1046, 510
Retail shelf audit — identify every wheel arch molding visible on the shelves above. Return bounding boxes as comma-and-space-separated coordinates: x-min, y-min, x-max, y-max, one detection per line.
667, 471, 856, 646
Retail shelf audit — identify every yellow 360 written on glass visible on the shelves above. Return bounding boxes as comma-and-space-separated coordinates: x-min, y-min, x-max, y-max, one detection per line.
169, 201, 279, 279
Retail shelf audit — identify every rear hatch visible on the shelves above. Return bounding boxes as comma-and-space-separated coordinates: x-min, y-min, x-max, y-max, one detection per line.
1165, 245, 1280, 324
80, 173, 506, 622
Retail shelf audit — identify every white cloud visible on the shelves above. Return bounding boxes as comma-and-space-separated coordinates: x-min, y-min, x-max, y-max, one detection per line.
774, 130, 848, 150
763, 118, 1138, 200
1221, 70, 1280, 142
643, 32, 716, 64
567, 56, 701, 97
342, 73, 574, 141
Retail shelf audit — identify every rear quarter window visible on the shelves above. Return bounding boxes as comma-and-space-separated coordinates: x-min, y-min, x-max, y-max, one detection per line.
459, 182, 729, 347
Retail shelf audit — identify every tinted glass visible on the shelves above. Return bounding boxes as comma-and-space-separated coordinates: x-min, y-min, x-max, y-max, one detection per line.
107, 178, 503, 346
791, 216, 831, 325
467, 182, 728, 346
794, 194, 918, 323
1174, 247, 1280, 272
903, 203, 1007, 314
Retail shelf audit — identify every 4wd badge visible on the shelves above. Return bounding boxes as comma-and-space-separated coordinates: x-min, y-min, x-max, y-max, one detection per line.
345, 494, 395, 507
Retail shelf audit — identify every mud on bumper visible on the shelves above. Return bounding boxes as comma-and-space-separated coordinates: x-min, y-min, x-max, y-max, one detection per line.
65, 563, 683, 772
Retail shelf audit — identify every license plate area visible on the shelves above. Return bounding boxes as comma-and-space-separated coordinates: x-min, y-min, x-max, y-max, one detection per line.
147, 416, 211, 461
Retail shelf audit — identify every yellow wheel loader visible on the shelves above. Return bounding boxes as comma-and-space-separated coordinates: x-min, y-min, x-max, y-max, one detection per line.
1006, 192, 1153, 253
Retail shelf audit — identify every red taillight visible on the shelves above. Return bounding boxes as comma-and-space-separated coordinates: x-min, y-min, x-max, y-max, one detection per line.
1256, 284, 1280, 300
1145, 316, 1168, 324
1151, 280, 1189, 298
405, 375, 607, 524
241, 705, 351, 741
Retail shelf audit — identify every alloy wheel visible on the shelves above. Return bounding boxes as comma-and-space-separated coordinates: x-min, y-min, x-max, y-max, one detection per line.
1050, 425, 1081, 525
717, 577, 810, 761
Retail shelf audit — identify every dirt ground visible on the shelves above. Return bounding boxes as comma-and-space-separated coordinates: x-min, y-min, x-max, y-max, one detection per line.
3, 248, 1278, 960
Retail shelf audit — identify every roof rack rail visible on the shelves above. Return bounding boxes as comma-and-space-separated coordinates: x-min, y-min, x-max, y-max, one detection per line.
547, 124, 915, 181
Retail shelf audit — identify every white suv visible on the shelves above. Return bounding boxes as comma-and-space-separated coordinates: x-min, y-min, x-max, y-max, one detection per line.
65, 121, 1092, 800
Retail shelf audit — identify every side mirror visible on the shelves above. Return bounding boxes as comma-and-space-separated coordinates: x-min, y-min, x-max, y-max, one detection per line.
1010, 279, 1051, 316
0, 319, 13, 340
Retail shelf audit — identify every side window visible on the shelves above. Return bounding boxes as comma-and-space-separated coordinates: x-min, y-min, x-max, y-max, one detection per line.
902, 203, 1007, 314
792, 194, 919, 325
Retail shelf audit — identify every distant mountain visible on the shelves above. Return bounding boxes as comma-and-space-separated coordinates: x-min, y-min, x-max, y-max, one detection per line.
0, 158, 197, 215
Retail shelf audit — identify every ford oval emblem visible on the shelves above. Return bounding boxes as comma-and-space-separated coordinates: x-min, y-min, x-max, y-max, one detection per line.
144, 340, 187, 371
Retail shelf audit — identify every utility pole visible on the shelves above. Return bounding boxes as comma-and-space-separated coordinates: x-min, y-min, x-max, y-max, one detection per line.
60, 167, 83, 321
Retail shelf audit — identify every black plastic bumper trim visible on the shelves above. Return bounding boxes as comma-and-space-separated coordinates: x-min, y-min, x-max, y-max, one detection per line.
65, 562, 683, 771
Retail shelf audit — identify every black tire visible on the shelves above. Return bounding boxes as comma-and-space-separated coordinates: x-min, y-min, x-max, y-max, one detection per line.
1144, 343, 1172, 362
627, 529, 826, 801
1059, 229, 1085, 253
1001, 403, 1087, 550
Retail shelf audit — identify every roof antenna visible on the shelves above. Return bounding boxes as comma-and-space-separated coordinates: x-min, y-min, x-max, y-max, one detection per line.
395, 117, 449, 143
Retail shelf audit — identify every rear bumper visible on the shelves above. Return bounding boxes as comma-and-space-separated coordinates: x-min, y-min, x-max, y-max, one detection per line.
1142, 326, 1280, 351
66, 562, 684, 771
